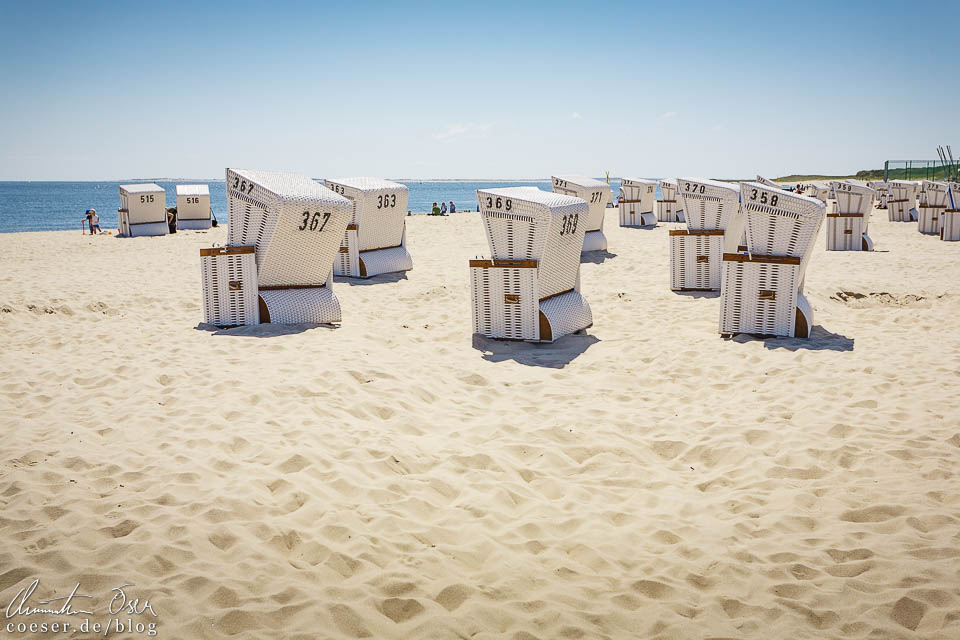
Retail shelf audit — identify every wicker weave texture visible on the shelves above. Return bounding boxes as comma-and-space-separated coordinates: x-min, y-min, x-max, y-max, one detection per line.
323, 178, 410, 254
719, 261, 801, 337
920, 181, 949, 208
469, 264, 539, 340
756, 176, 784, 190
918, 206, 945, 234
225, 169, 352, 288
360, 245, 413, 277
670, 234, 724, 290
201, 248, 259, 326
551, 175, 611, 236
539, 290, 592, 343
655, 200, 682, 222
619, 202, 657, 227
676, 178, 742, 231
619, 178, 658, 210
737, 183, 824, 259
941, 212, 960, 241
335, 227, 361, 277
831, 181, 875, 231
887, 199, 917, 222
581, 230, 608, 252
949, 183, 960, 210
258, 286, 341, 324
477, 187, 587, 300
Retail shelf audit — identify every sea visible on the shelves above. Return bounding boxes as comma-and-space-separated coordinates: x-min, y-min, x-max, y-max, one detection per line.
0, 179, 626, 234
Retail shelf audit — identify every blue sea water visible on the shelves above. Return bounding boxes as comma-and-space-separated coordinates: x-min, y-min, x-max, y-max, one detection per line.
0, 178, 625, 234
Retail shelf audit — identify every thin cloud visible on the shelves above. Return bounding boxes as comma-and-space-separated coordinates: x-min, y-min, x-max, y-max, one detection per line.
659, 111, 678, 121
433, 122, 495, 143
570, 112, 582, 120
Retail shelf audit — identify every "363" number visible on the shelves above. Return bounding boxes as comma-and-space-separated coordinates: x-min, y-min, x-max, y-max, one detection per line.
377, 194, 396, 209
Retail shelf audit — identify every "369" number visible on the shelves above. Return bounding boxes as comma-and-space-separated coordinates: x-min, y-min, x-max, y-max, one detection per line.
558, 213, 579, 236
484, 196, 512, 211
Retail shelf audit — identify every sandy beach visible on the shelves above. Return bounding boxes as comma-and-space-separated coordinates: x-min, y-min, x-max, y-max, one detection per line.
1, 209, 959, 639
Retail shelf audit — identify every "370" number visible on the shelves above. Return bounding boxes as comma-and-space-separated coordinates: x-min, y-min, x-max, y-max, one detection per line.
298, 211, 332, 232
684, 182, 705, 194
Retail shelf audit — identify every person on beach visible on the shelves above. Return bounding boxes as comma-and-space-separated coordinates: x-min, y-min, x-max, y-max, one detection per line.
166, 208, 177, 234
84, 209, 101, 234
440, 202, 447, 215
449, 201, 456, 214
431, 202, 441, 216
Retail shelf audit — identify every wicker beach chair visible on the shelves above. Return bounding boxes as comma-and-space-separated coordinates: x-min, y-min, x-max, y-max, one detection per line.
866, 180, 890, 209
756, 175, 784, 190
888, 180, 920, 222
670, 178, 744, 291
918, 181, 949, 235
804, 182, 830, 203
720, 183, 825, 338
176, 184, 212, 230
469, 187, 592, 342
118, 184, 168, 237
221, 168, 353, 324
656, 178, 684, 222
550, 175, 612, 251
941, 182, 960, 241
617, 178, 658, 227
826, 181, 875, 251
200, 246, 259, 326
322, 177, 413, 278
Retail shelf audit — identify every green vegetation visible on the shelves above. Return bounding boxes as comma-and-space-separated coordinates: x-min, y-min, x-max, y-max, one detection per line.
775, 167, 959, 183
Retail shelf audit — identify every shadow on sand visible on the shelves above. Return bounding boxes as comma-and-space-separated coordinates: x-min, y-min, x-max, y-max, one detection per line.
673, 290, 720, 299
725, 325, 853, 352
472, 332, 599, 368
196, 322, 336, 337
335, 272, 409, 286
580, 251, 618, 264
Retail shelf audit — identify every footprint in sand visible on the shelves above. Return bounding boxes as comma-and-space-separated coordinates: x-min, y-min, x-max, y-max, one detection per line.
435, 584, 472, 611
839, 505, 906, 522
379, 598, 425, 623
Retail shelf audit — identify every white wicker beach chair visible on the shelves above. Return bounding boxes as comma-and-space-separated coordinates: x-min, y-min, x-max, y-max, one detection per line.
756, 175, 784, 190
176, 184, 212, 230
888, 180, 920, 222
200, 246, 259, 326
617, 178, 658, 227
866, 180, 890, 208
940, 182, 960, 241
826, 181, 875, 251
551, 175, 612, 251
804, 182, 830, 203
118, 184, 167, 237
470, 187, 592, 342
918, 181, 949, 235
322, 177, 412, 278
670, 178, 744, 291
656, 178, 684, 222
223, 169, 353, 324
719, 183, 825, 338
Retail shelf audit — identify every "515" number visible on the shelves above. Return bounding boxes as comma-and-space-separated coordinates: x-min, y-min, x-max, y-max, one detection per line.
139, 194, 155, 203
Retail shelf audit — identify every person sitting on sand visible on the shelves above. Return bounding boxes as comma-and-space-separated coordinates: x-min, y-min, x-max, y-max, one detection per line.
84, 209, 101, 234
449, 201, 456, 214
431, 202, 441, 216
440, 202, 447, 215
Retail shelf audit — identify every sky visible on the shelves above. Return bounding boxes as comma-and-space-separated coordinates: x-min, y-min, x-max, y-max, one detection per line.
0, 0, 957, 180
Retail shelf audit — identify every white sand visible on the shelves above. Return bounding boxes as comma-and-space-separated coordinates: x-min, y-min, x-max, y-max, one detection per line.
1, 210, 959, 639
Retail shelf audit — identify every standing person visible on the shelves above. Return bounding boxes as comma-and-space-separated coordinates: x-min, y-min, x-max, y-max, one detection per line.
431, 202, 441, 216
449, 201, 456, 214
83, 209, 101, 234
440, 202, 447, 215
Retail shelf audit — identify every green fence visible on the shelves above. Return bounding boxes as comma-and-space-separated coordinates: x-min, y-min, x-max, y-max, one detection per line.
884, 160, 958, 182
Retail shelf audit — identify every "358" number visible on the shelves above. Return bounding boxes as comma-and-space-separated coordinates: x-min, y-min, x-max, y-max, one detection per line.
749, 189, 779, 206
298, 211, 332, 232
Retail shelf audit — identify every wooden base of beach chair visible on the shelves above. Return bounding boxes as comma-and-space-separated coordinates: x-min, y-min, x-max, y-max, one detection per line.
469, 259, 592, 342
888, 199, 917, 222
918, 205, 945, 235
178, 218, 213, 230
719, 254, 810, 338
825, 215, 872, 251
669, 230, 725, 291
619, 202, 656, 227
257, 282, 341, 325
581, 229, 608, 253
200, 246, 260, 327
941, 211, 960, 241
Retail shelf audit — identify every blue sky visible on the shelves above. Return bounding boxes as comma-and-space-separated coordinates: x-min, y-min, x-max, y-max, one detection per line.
0, 0, 956, 180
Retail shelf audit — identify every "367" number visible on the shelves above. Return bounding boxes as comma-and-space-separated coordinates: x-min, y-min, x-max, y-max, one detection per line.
298, 211, 332, 232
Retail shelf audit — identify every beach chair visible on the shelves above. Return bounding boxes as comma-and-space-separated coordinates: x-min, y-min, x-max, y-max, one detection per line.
804, 182, 830, 203
469, 187, 592, 342
826, 181, 875, 250
866, 180, 889, 208
617, 178, 658, 227
322, 177, 413, 278
942, 182, 960, 241
200, 246, 260, 326
176, 184, 212, 230
118, 184, 168, 237
656, 179, 684, 222
720, 183, 825, 338
221, 168, 352, 324
670, 178, 744, 291
888, 180, 920, 222
756, 175, 784, 190
918, 181, 949, 235
551, 175, 612, 251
